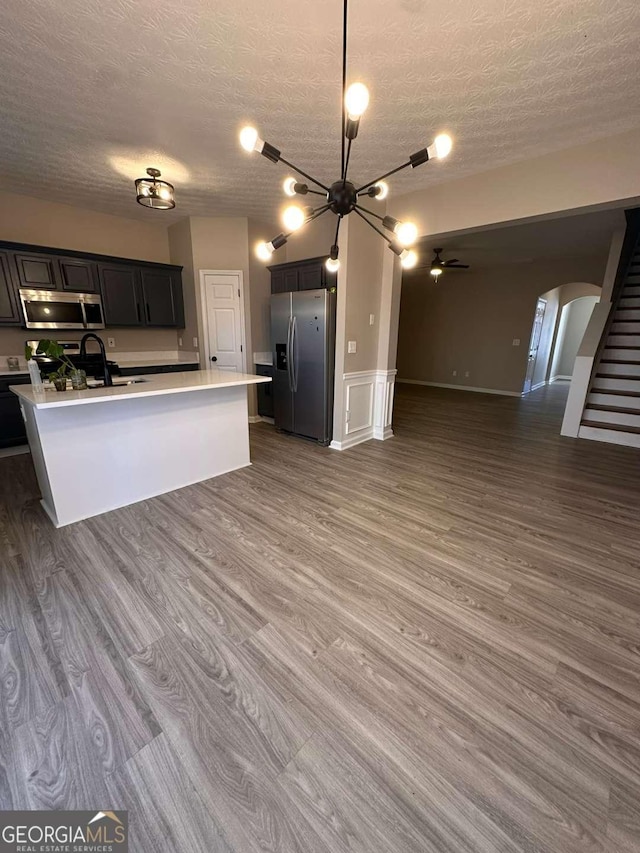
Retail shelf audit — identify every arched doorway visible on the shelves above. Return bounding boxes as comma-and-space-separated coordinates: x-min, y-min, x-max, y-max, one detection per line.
522, 282, 601, 394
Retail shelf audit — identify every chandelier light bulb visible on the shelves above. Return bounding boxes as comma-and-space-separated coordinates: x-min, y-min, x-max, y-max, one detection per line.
282, 204, 306, 232
427, 133, 453, 160
400, 249, 418, 269
345, 82, 369, 119
283, 177, 297, 197
256, 241, 274, 261
326, 257, 340, 272
374, 181, 389, 200
394, 221, 418, 247
240, 126, 262, 153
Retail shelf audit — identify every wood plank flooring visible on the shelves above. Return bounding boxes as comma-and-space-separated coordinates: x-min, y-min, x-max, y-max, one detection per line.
2, 381, 640, 851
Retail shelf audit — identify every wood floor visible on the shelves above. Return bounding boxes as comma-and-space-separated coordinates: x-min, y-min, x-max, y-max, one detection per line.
2, 381, 640, 852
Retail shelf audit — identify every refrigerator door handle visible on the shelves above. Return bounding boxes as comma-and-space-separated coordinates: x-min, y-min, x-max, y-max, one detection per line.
291, 315, 298, 392
286, 315, 294, 392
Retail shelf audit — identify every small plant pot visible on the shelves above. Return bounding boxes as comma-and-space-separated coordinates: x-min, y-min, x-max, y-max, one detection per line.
70, 369, 88, 390
52, 376, 68, 392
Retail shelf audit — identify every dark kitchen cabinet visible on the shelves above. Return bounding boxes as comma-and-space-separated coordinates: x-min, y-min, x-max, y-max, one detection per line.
0, 240, 184, 329
0, 251, 20, 325
59, 257, 98, 293
13, 252, 59, 290
0, 375, 30, 448
255, 363, 274, 418
269, 256, 335, 294
139, 269, 184, 327
99, 264, 142, 326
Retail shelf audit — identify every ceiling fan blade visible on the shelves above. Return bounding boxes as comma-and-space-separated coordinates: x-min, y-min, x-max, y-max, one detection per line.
446, 263, 470, 269
443, 258, 459, 265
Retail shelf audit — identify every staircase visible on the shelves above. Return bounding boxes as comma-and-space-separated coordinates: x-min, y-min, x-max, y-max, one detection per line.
580, 229, 640, 448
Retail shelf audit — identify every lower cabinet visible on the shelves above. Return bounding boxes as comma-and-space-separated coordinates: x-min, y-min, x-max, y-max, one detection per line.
255, 364, 274, 418
0, 376, 31, 447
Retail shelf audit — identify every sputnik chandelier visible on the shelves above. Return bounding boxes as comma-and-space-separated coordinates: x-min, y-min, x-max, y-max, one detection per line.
239, 0, 452, 273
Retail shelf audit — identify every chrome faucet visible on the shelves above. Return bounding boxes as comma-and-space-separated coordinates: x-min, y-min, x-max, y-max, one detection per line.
79, 333, 113, 386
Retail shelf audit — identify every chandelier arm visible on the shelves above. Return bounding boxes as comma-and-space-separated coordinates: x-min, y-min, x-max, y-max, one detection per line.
305, 204, 332, 226
353, 206, 391, 242
304, 189, 328, 197
341, 0, 348, 177
278, 156, 330, 193
356, 160, 412, 195
354, 204, 386, 224
334, 214, 342, 246
342, 138, 353, 184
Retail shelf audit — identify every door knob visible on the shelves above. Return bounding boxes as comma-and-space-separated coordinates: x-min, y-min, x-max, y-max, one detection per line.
211, 356, 217, 362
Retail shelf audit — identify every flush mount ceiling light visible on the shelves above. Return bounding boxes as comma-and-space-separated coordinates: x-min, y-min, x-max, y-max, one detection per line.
241, 0, 453, 273
135, 167, 175, 210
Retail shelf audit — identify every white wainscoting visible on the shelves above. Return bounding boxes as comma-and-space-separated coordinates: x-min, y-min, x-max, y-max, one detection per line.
330, 369, 396, 451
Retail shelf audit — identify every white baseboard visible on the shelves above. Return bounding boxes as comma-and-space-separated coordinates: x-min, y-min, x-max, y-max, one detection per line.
397, 378, 522, 398
373, 426, 394, 441
0, 444, 30, 458
248, 415, 275, 424
550, 375, 572, 382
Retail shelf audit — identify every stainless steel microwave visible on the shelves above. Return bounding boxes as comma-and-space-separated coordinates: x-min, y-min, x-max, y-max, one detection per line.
19, 289, 105, 330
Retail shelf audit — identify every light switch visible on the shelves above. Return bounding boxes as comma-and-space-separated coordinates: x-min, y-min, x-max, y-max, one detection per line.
369, 314, 375, 326
512, 338, 520, 346
178, 336, 183, 347
464, 371, 470, 378
452, 370, 457, 377
193, 337, 198, 348
348, 340, 357, 354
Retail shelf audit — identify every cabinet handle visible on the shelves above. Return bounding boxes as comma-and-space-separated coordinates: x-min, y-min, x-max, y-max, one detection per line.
146, 303, 151, 323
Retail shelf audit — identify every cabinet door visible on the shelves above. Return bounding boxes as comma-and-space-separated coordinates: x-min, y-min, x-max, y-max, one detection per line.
284, 269, 299, 292
59, 257, 98, 292
270, 270, 287, 294
0, 251, 20, 325
140, 269, 178, 326
99, 264, 142, 326
298, 264, 323, 291
13, 253, 59, 290
0, 389, 29, 448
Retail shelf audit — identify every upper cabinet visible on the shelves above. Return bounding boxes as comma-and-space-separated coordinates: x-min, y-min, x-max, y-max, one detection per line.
0, 240, 185, 329
269, 256, 336, 295
139, 269, 184, 328
14, 252, 59, 290
99, 264, 142, 326
58, 257, 99, 293
0, 251, 20, 325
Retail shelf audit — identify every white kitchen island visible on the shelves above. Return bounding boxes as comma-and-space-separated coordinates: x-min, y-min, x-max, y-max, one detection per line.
11, 369, 270, 527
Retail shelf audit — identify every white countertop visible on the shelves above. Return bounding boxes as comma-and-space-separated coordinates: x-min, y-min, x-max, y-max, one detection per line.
0, 369, 29, 377
11, 369, 270, 409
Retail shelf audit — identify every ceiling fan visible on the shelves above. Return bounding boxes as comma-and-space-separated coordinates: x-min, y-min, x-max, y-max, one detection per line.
415, 248, 470, 278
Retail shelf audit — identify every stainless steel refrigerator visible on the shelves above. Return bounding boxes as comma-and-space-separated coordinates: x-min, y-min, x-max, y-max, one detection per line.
271, 288, 336, 445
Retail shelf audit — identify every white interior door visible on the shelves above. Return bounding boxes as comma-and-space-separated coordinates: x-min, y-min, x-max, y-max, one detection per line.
203, 272, 244, 372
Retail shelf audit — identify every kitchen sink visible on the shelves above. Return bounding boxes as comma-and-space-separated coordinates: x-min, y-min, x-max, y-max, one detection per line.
86, 378, 148, 388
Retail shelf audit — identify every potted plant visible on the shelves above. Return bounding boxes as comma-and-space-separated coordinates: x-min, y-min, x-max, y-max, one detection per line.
25, 340, 88, 392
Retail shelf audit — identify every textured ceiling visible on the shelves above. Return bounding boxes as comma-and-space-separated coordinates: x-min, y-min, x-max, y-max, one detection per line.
1, 0, 640, 223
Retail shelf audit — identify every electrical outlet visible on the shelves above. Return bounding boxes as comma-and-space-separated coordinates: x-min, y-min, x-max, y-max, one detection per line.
178, 336, 183, 347
107, 337, 115, 348
464, 371, 470, 378
192, 337, 198, 348
452, 370, 457, 377
369, 314, 375, 326
348, 340, 357, 354
512, 338, 520, 346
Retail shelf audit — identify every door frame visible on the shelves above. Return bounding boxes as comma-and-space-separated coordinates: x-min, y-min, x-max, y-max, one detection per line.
199, 269, 247, 373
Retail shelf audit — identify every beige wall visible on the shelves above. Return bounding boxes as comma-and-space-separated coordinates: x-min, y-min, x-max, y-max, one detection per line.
168, 218, 196, 351
552, 295, 600, 379
0, 190, 170, 261
389, 128, 640, 240
0, 326, 179, 358
397, 254, 606, 394
248, 219, 279, 354
284, 214, 335, 265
